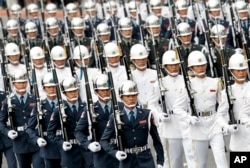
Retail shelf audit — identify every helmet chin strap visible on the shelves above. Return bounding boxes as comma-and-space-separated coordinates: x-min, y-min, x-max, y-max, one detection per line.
14, 88, 26, 93
8, 60, 19, 65
66, 96, 78, 102
134, 63, 147, 70
109, 62, 120, 67
47, 93, 57, 97
192, 70, 206, 77
123, 101, 136, 108
231, 72, 246, 82
166, 69, 179, 77
97, 93, 111, 102
34, 63, 44, 68
54, 63, 65, 69
179, 38, 191, 45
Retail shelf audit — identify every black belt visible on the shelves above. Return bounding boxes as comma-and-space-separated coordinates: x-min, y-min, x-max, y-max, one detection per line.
124, 145, 149, 154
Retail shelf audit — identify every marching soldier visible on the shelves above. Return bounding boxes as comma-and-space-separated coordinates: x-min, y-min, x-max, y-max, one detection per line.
25, 22, 43, 48
47, 76, 93, 168
103, 42, 128, 101
5, 19, 21, 44
45, 17, 64, 50
75, 74, 120, 168
145, 14, 170, 67
154, 50, 195, 168
174, 51, 228, 168
26, 72, 61, 168
217, 54, 249, 151
50, 46, 71, 83
100, 80, 164, 168
83, 1, 103, 38
45, 3, 59, 18
9, 3, 26, 36
0, 70, 44, 168
0, 91, 17, 168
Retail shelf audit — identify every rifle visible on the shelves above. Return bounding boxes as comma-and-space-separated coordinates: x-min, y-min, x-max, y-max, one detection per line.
121, 0, 128, 17
148, 30, 168, 115
100, 0, 106, 19
170, 16, 198, 117
30, 56, 44, 138
217, 26, 236, 125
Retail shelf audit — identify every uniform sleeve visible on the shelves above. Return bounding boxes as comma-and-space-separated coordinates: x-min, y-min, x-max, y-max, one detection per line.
216, 90, 230, 130
26, 106, 39, 145
0, 100, 10, 136
74, 111, 91, 150
240, 91, 250, 124
47, 109, 64, 146
149, 113, 164, 165
100, 114, 117, 158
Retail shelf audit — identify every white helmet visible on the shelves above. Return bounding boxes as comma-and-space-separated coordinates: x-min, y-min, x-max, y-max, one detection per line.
130, 44, 148, 59
128, 1, 137, 12
30, 46, 45, 59
177, 22, 192, 36
175, 0, 188, 10
10, 3, 22, 14
60, 76, 79, 92
93, 74, 110, 90
46, 17, 59, 29
145, 15, 160, 28
51, 46, 67, 60
162, 50, 180, 65
71, 17, 85, 29
66, 3, 78, 13
42, 72, 56, 87
118, 17, 133, 30
27, 3, 39, 13
188, 51, 207, 67
73, 45, 90, 59
6, 19, 18, 30
210, 24, 227, 38
119, 80, 138, 97
105, 1, 117, 12
11, 69, 28, 83
25, 22, 37, 33
104, 42, 119, 57
5, 43, 20, 56
228, 54, 248, 70
150, 0, 162, 10
45, 3, 57, 14
97, 23, 110, 35
235, 1, 248, 13
207, 0, 220, 11
83, 1, 96, 11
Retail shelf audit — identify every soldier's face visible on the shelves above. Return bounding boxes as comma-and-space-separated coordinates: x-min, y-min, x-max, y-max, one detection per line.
32, 58, 45, 68
121, 95, 138, 109
44, 86, 57, 98
165, 64, 180, 74
120, 29, 132, 39
133, 58, 147, 70
89, 11, 97, 17
8, 29, 18, 36
179, 35, 192, 45
96, 89, 111, 103
27, 31, 37, 38
231, 69, 247, 84
64, 89, 79, 102
53, 60, 66, 67
209, 11, 220, 17
47, 13, 57, 17
129, 11, 137, 18
29, 12, 39, 18
148, 27, 160, 37
108, 56, 120, 67
13, 81, 27, 91
73, 29, 84, 36
99, 34, 110, 42
212, 37, 226, 47
152, 9, 162, 15
239, 12, 249, 20
191, 64, 207, 77
8, 55, 20, 65
68, 12, 78, 18
48, 27, 59, 35
178, 9, 188, 16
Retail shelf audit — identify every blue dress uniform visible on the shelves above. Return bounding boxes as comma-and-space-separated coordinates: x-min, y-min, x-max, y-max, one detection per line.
47, 100, 94, 168
100, 107, 164, 168
0, 93, 44, 168
29, 18, 42, 39
75, 101, 122, 168
130, 19, 144, 40
106, 16, 120, 41
0, 91, 17, 168
159, 16, 171, 39
26, 98, 61, 168
85, 17, 103, 38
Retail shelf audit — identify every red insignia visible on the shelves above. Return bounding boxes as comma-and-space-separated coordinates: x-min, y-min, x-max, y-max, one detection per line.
150, 80, 156, 83
139, 120, 147, 124
210, 89, 216, 92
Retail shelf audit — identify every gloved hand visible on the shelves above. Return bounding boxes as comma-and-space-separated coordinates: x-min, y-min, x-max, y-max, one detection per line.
157, 164, 163, 168
37, 138, 47, 147
159, 113, 169, 123
88, 141, 101, 152
62, 141, 72, 151
189, 116, 200, 125
115, 151, 127, 161
7, 130, 18, 140
228, 124, 238, 134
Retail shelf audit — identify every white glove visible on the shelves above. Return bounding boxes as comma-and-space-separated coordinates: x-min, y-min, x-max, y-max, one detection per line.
189, 116, 200, 125
7, 130, 18, 140
228, 124, 238, 134
37, 138, 47, 147
115, 151, 127, 161
157, 164, 163, 168
62, 141, 72, 151
159, 113, 169, 123
88, 142, 101, 152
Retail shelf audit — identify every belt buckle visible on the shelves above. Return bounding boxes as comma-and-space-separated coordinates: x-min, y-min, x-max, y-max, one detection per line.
132, 147, 140, 154
203, 111, 210, 117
